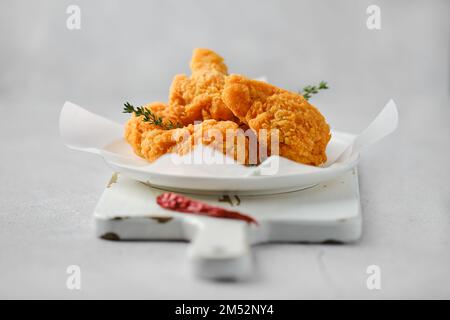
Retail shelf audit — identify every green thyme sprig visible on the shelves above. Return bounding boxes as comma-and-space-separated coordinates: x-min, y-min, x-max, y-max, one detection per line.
123, 102, 181, 130
300, 81, 329, 101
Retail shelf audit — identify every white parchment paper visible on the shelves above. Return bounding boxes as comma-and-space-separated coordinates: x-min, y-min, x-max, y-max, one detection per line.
60, 100, 398, 178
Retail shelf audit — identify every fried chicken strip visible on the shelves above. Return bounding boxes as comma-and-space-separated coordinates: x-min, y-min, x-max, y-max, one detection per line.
126, 116, 250, 164
125, 50, 250, 164
222, 74, 331, 166
168, 48, 238, 124
124, 101, 183, 157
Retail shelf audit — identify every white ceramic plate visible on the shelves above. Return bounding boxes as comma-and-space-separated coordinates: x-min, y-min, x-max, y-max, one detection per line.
100, 133, 359, 195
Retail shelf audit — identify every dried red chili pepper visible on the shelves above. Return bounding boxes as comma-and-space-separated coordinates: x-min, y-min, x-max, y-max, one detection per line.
156, 192, 258, 225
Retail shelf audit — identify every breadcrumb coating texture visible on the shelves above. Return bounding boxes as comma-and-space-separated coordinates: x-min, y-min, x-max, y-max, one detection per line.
139, 120, 249, 164
168, 48, 238, 124
222, 74, 331, 166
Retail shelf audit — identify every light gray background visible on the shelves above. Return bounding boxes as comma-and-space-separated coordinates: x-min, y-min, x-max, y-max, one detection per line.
0, 0, 449, 299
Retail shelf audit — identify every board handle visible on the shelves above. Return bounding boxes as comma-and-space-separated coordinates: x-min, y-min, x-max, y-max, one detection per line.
185, 218, 252, 280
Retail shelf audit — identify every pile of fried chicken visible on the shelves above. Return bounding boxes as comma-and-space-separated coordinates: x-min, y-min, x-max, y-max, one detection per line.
125, 48, 331, 166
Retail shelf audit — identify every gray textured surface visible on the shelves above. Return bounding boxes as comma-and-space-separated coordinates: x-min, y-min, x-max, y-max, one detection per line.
0, 0, 449, 299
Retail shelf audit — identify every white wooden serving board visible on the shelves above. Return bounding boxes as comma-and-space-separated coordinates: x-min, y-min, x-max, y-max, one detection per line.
95, 169, 362, 280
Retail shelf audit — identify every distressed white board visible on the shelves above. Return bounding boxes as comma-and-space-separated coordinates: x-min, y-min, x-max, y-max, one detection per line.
95, 169, 362, 280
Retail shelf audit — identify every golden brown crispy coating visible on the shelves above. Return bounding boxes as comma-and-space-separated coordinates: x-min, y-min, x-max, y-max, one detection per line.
124, 49, 245, 163
137, 119, 249, 164
124, 102, 169, 157
222, 74, 331, 166
126, 115, 253, 165
168, 48, 238, 124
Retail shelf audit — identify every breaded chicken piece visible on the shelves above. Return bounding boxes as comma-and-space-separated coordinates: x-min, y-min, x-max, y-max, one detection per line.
126, 117, 250, 164
124, 102, 165, 157
168, 48, 238, 124
124, 50, 247, 164
222, 74, 331, 166
124, 101, 181, 157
